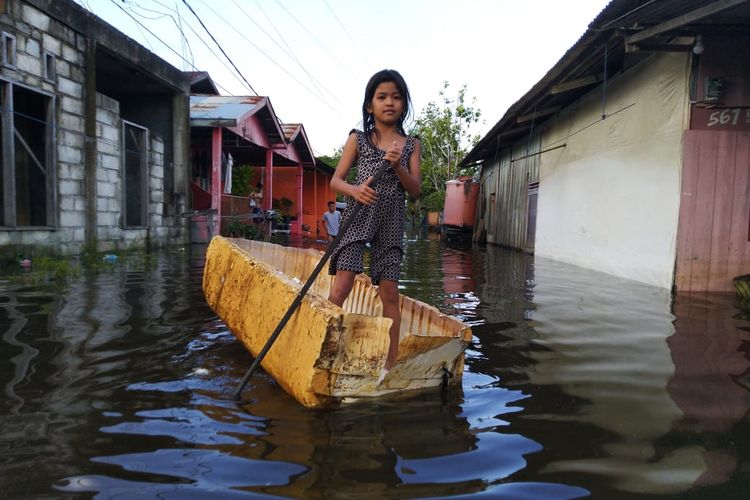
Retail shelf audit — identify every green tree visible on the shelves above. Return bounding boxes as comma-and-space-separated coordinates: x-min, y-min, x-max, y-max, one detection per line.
231, 164, 259, 197
319, 146, 355, 201
410, 82, 482, 213
318, 146, 342, 169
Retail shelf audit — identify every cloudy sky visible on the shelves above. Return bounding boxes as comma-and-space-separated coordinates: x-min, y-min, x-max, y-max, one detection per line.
75, 0, 612, 156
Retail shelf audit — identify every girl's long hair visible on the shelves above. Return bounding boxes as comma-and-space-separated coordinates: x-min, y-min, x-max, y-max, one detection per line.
361, 69, 412, 146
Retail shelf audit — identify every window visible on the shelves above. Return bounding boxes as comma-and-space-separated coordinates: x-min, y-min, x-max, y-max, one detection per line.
526, 182, 539, 248
0, 83, 4, 224
1, 81, 55, 227
122, 121, 148, 227
2, 32, 16, 68
43, 51, 56, 82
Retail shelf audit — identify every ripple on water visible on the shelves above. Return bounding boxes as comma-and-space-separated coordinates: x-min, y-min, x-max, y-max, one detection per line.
56, 448, 306, 496
3, 242, 749, 499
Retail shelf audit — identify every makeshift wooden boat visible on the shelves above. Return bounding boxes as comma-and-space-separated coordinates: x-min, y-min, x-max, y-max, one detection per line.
202, 236, 472, 408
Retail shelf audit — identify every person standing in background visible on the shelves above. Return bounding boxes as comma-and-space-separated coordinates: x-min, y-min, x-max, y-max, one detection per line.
248, 183, 263, 220
322, 201, 341, 242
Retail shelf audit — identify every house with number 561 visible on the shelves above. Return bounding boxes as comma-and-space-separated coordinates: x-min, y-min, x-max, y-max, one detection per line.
463, 0, 750, 293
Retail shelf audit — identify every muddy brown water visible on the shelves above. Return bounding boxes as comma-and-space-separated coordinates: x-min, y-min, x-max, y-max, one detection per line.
1, 237, 748, 498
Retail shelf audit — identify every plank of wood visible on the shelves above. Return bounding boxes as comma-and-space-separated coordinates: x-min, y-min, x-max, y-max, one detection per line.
675, 131, 701, 291
625, 0, 750, 45
707, 133, 737, 291
727, 132, 750, 287
691, 132, 720, 292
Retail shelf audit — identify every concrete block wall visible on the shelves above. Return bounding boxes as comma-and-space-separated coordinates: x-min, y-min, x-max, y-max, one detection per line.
95, 94, 173, 251
95, 92, 122, 249
148, 136, 169, 244
0, 1, 87, 253
1, 1, 185, 255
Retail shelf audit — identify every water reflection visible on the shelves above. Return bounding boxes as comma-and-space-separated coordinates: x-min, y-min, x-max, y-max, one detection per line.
521, 259, 691, 495
1, 240, 749, 498
665, 293, 750, 489
468, 251, 750, 498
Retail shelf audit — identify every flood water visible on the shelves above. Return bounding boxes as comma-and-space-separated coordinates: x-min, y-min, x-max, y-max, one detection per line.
1, 237, 749, 499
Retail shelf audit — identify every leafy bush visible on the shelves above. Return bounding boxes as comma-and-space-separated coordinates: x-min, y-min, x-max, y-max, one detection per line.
421, 190, 445, 213
272, 197, 294, 220
231, 165, 259, 197
223, 218, 261, 240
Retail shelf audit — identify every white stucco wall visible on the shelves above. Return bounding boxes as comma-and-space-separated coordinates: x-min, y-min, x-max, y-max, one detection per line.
536, 53, 691, 289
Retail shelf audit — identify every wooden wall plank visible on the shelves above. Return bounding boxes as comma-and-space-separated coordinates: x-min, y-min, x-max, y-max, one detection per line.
727, 132, 750, 287
707, 133, 736, 291
676, 130, 750, 292
676, 131, 701, 291
690, 133, 719, 292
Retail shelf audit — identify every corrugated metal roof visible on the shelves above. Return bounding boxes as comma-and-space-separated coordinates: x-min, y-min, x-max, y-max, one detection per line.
281, 123, 316, 164
462, 0, 750, 166
189, 95, 264, 122
281, 123, 301, 142
189, 95, 287, 145
591, 0, 750, 30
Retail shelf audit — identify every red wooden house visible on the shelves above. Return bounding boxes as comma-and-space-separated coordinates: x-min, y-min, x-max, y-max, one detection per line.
188, 91, 334, 239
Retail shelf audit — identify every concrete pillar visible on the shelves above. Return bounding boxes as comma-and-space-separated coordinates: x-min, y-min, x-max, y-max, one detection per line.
1, 80, 14, 223
83, 39, 97, 247
172, 92, 190, 241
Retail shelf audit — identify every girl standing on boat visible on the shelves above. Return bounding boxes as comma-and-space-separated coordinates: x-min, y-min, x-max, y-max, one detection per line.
327, 69, 422, 369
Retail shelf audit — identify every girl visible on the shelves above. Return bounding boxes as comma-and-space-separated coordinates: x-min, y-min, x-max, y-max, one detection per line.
327, 69, 422, 369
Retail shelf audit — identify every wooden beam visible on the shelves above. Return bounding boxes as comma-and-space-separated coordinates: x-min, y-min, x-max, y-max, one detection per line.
190, 119, 236, 127
13, 128, 46, 174
510, 143, 567, 163
517, 106, 561, 124
550, 74, 603, 95
625, 0, 749, 44
625, 43, 694, 53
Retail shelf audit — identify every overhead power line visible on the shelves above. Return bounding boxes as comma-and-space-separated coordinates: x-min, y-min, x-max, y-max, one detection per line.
105, 0, 236, 96
126, 0, 194, 67
130, 0, 251, 95
272, 0, 359, 83
194, 0, 337, 109
322, 0, 374, 70
230, 0, 342, 106
181, 0, 259, 95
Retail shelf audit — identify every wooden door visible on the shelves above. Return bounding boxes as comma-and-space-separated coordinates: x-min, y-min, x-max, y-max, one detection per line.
675, 130, 750, 292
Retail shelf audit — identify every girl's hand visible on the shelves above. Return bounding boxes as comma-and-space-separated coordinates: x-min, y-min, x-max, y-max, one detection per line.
384, 141, 403, 170
351, 176, 377, 205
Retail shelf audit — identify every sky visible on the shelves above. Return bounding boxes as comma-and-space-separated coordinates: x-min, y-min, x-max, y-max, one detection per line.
75, 0, 612, 156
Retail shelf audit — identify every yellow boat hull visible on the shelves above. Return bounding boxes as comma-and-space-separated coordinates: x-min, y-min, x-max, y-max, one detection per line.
202, 236, 472, 408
